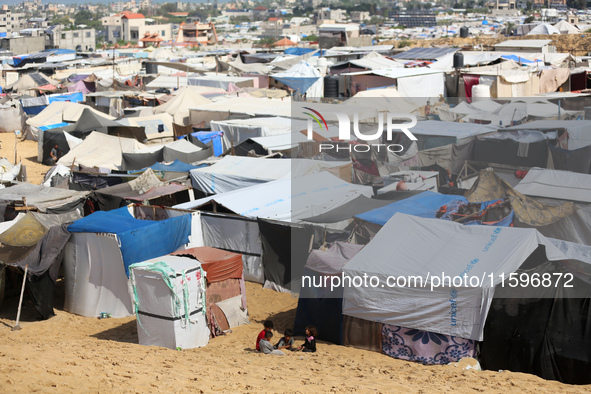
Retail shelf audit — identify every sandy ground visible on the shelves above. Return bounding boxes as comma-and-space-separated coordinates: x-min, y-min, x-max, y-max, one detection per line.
0, 133, 48, 185
0, 281, 589, 393
0, 134, 589, 392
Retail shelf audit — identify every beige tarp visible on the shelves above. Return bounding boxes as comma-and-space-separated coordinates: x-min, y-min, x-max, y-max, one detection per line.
539, 68, 571, 94
26, 102, 115, 128
465, 168, 577, 226
154, 86, 213, 125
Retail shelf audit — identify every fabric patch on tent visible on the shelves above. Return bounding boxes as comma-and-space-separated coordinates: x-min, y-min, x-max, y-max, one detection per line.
382, 324, 475, 365
206, 278, 242, 333
343, 315, 382, 353
215, 295, 250, 329
465, 169, 576, 226
0, 213, 47, 247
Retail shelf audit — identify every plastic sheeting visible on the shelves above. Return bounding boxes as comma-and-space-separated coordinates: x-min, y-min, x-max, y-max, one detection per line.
272, 60, 322, 96
514, 168, 591, 203
0, 183, 88, 213
189, 156, 350, 195
177, 171, 372, 223
200, 212, 264, 284
68, 207, 192, 277
342, 213, 568, 341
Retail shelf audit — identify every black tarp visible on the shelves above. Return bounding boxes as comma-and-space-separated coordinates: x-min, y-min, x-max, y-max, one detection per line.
234, 139, 269, 157
107, 126, 147, 143
257, 219, 349, 292
70, 171, 124, 191
548, 143, 591, 174
121, 147, 164, 171
41, 129, 70, 166
474, 138, 548, 168
480, 258, 591, 385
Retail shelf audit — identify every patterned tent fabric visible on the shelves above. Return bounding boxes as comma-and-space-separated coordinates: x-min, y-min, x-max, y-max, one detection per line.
0, 213, 47, 247
464, 168, 576, 226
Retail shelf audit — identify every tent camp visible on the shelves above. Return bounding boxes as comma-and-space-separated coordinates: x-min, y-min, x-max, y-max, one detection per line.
189, 156, 351, 195
163, 138, 213, 164
64, 206, 202, 317
153, 86, 213, 125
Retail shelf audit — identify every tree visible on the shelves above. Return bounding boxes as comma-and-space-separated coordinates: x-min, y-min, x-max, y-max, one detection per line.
524, 15, 535, 23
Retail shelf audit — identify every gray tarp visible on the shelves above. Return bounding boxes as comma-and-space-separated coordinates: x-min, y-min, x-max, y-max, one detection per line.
0, 183, 88, 213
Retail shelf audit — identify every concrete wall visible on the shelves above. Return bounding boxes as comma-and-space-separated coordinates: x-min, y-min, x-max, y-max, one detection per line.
0, 36, 45, 53
54, 28, 96, 51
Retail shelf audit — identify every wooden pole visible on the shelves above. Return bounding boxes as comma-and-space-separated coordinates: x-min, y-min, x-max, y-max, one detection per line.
11, 265, 28, 331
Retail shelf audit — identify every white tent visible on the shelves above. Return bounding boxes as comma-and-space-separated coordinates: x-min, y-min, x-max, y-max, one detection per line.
507, 120, 591, 149
154, 86, 213, 125
190, 156, 350, 194
515, 168, 591, 203
176, 171, 372, 223
554, 20, 579, 34
272, 60, 323, 98
26, 101, 115, 128
527, 23, 560, 35
209, 117, 309, 151
58, 131, 147, 170
0, 104, 26, 133
342, 213, 570, 341
119, 113, 174, 140
189, 96, 292, 126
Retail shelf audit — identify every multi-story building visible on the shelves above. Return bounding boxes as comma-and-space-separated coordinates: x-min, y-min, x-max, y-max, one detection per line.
102, 11, 173, 44
177, 21, 218, 45
0, 9, 26, 35
317, 8, 348, 23
351, 11, 370, 23
46, 26, 96, 51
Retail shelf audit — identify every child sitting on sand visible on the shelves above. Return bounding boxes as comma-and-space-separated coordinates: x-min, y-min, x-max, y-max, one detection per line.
259, 331, 285, 355
274, 329, 295, 351
256, 319, 274, 351
297, 326, 317, 353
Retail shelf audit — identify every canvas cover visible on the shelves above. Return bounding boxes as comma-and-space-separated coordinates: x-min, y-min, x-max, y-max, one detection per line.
0, 183, 88, 213
121, 145, 164, 171
58, 131, 148, 170
0, 105, 26, 133
272, 60, 323, 97
176, 172, 372, 223
154, 86, 212, 125
200, 212, 264, 284
163, 139, 212, 164
119, 113, 174, 140
130, 256, 210, 350
173, 246, 243, 284
514, 168, 591, 203
465, 169, 577, 226
342, 213, 567, 341
27, 101, 115, 128
189, 156, 350, 195
188, 97, 292, 126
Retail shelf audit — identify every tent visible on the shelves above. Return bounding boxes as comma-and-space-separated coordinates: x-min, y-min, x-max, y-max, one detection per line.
153, 86, 212, 125
188, 131, 224, 157
400, 120, 497, 150
294, 241, 364, 345
163, 138, 213, 164
64, 206, 200, 317
129, 256, 209, 350
90, 169, 193, 211
0, 211, 81, 319
27, 101, 115, 130
188, 75, 256, 90
343, 213, 571, 350
62, 107, 122, 138
506, 120, 591, 150
176, 171, 372, 223
7, 73, 60, 94
189, 156, 350, 195
0, 103, 26, 133
527, 23, 560, 35
119, 113, 175, 140
272, 60, 323, 97
58, 132, 148, 170
514, 168, 591, 203
188, 96, 292, 126
209, 117, 309, 152
121, 145, 165, 171
0, 183, 88, 214
172, 247, 249, 335
553, 20, 579, 34
38, 129, 82, 165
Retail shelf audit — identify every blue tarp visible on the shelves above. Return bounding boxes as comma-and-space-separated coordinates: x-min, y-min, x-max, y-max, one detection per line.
23, 106, 47, 116
501, 55, 536, 64
273, 76, 318, 94
48, 92, 83, 103
12, 55, 30, 67
355, 191, 467, 225
68, 207, 192, 276
191, 131, 223, 156
283, 48, 325, 56
150, 159, 203, 173
38, 122, 69, 131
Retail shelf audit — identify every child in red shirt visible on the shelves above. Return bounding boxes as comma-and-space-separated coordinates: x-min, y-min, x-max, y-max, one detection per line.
256, 320, 274, 351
